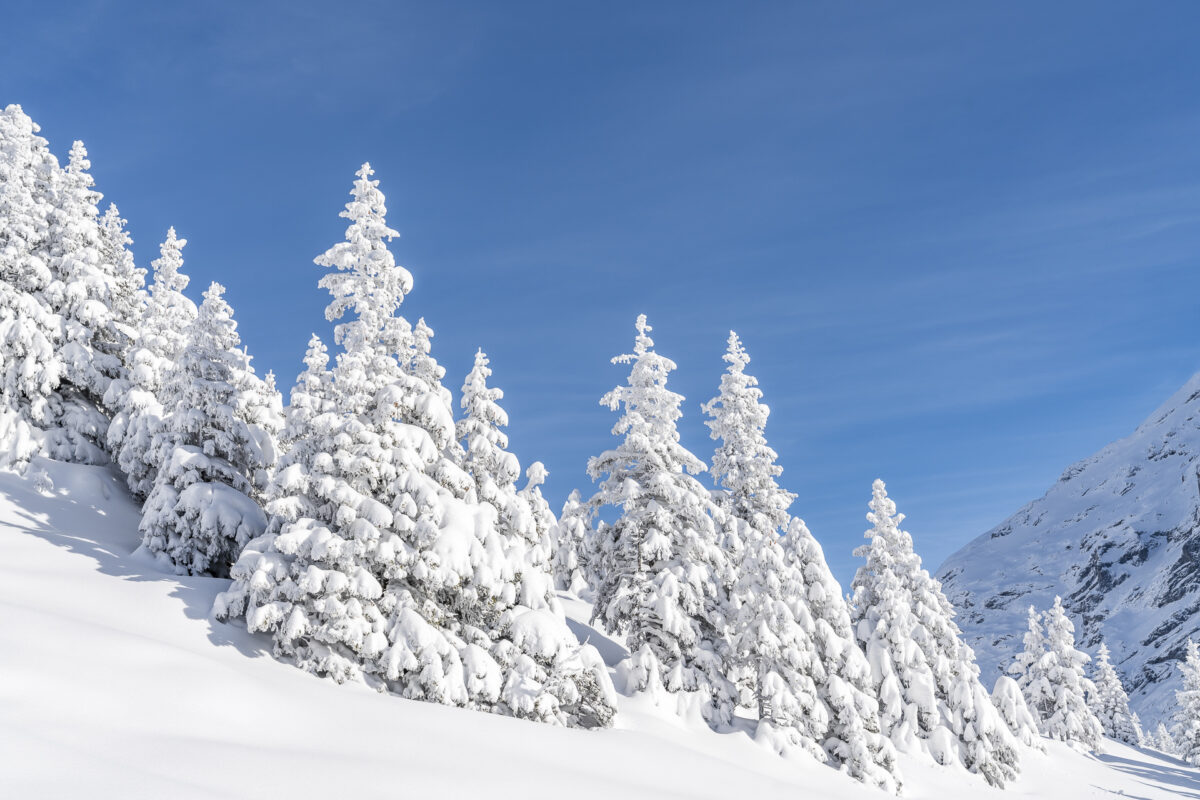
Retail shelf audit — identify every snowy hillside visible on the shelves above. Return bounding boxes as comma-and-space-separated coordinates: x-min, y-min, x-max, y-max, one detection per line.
1, 458, 1197, 799
937, 372, 1200, 726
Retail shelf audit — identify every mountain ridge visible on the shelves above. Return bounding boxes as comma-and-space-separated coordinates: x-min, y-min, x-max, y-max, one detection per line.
937, 370, 1200, 726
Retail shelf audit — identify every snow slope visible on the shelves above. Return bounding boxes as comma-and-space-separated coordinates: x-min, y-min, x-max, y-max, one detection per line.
1, 459, 1196, 799
938, 372, 1200, 727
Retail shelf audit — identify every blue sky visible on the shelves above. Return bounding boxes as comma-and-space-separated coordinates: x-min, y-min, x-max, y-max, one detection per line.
7, 1, 1200, 584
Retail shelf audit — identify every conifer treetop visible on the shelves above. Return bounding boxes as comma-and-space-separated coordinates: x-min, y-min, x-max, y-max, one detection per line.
702, 329, 794, 532
316, 162, 411, 354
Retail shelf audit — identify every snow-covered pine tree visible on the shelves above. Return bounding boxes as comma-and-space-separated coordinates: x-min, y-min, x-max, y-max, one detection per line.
516, 461, 559, 609
1011, 603, 1048, 703
456, 348, 519, 508
1173, 638, 1200, 765
851, 479, 1020, 786
106, 228, 197, 499
0, 104, 64, 468
219, 161, 460, 690
783, 517, 900, 791
44, 141, 120, 461
284, 335, 335, 452
97, 204, 145, 368
851, 481, 934, 744
702, 331, 827, 754
552, 489, 592, 596
265, 334, 337, 532
140, 283, 270, 576
1013, 598, 1103, 750
237, 365, 282, 497
1041, 597, 1104, 750
588, 314, 736, 729
991, 675, 1043, 749
216, 164, 613, 728
734, 526, 827, 760
409, 317, 455, 424
1154, 721, 1177, 755
452, 349, 564, 617
702, 331, 795, 533
1090, 640, 1142, 745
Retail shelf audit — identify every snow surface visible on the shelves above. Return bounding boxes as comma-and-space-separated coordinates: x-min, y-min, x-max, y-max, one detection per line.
937, 372, 1200, 726
2, 459, 1198, 799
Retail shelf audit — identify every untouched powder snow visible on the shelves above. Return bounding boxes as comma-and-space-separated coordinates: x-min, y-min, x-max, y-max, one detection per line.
2, 459, 1198, 799
938, 372, 1200, 726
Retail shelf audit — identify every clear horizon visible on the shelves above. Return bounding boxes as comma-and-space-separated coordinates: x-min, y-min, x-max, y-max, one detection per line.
7, 1, 1200, 585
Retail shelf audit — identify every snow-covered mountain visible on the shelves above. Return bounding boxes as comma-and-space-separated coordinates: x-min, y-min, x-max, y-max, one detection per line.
2, 457, 1197, 799
937, 372, 1200, 726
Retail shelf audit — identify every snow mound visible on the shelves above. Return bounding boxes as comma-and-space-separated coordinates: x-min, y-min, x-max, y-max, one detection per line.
2, 459, 1198, 799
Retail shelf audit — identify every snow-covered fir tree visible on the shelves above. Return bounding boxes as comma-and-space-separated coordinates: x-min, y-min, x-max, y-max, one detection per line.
784, 517, 900, 791
265, 333, 337, 532
701, 331, 795, 533
698, 334, 899, 786
1011, 604, 1047, 702
552, 489, 591, 596
44, 140, 120, 463
282, 334, 335, 453
215, 164, 614, 728
1090, 640, 1141, 745
456, 348, 519, 508
453, 350, 562, 615
990, 675, 1043, 749
702, 332, 823, 753
1012, 598, 1103, 750
516, 461, 559, 608
1173, 638, 1200, 765
237, 365, 283, 496
97, 204, 145, 366
733, 526, 827, 759
588, 314, 736, 729
106, 228, 197, 499
851, 479, 1020, 786
1153, 721, 1177, 755
139, 283, 272, 576
0, 104, 64, 468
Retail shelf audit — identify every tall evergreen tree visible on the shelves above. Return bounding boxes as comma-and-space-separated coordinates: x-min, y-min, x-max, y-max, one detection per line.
1154, 721, 1177, 755
783, 518, 900, 790
97, 203, 145, 365
516, 461, 559, 609
703, 331, 832, 758
266, 334, 336, 532
1090, 640, 1141, 745
106, 228, 197, 499
1012, 598, 1103, 750
702, 331, 795, 532
47, 141, 120, 413
456, 348, 518, 508
237, 365, 283, 496
453, 351, 561, 615
140, 283, 270, 576
552, 489, 592, 596
0, 104, 63, 467
1174, 638, 1200, 765
588, 314, 735, 728
37, 141, 115, 463
734, 527, 828, 759
852, 479, 1020, 786
216, 164, 614, 728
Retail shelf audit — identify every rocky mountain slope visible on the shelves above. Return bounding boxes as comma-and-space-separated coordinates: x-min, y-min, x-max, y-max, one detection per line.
937, 372, 1200, 726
